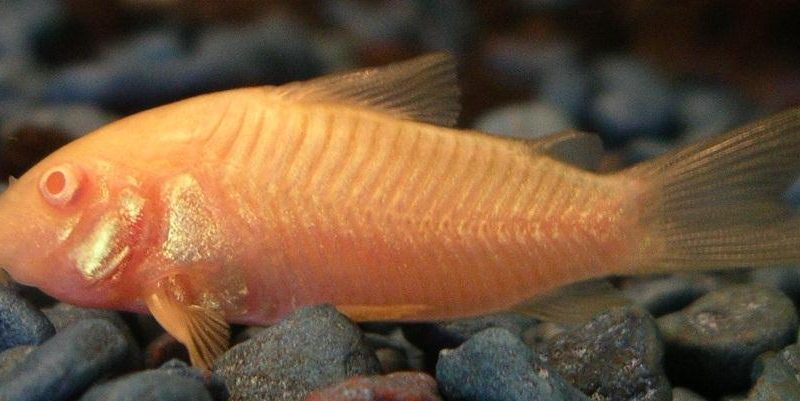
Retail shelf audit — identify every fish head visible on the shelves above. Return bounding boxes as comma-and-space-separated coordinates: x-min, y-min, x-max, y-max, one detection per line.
0, 146, 150, 307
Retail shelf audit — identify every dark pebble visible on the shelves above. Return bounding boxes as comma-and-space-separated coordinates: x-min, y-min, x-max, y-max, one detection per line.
589, 55, 674, 142
78, 370, 213, 401
541, 306, 670, 401
0, 287, 54, 352
436, 327, 589, 401
43, 302, 141, 369
622, 138, 674, 166
0, 318, 131, 401
472, 102, 574, 139
619, 274, 719, 317
364, 331, 426, 373
159, 359, 229, 401
748, 343, 800, 401
0, 345, 34, 378
786, 178, 800, 209
675, 84, 749, 142
749, 267, 800, 306
483, 38, 579, 88
658, 284, 799, 396
672, 387, 708, 401
213, 304, 381, 401
144, 332, 189, 368
306, 372, 442, 401
402, 311, 538, 367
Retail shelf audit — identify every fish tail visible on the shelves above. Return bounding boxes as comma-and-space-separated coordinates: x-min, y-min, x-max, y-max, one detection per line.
624, 107, 800, 272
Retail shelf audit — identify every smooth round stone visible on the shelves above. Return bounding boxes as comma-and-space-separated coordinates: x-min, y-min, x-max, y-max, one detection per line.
483, 38, 580, 88
658, 285, 798, 396
748, 343, 800, 401
42, 63, 116, 105
785, 178, 800, 209
622, 137, 674, 165
472, 102, 574, 139
0, 345, 34, 378
78, 370, 213, 401
750, 267, 800, 306
589, 56, 675, 142
306, 372, 442, 401
416, 0, 476, 53
364, 333, 410, 373
402, 312, 538, 367
43, 303, 141, 368
214, 304, 381, 401
3, 104, 115, 140
0, 318, 131, 401
320, 0, 417, 46
144, 332, 189, 368
105, 29, 185, 67
0, 287, 55, 352
158, 359, 229, 401
672, 387, 708, 401
539, 64, 591, 119
675, 84, 749, 142
619, 274, 720, 317
541, 307, 670, 401
436, 328, 589, 401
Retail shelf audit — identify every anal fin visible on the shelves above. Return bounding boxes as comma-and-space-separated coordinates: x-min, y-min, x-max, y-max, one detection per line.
145, 276, 230, 369
512, 279, 632, 324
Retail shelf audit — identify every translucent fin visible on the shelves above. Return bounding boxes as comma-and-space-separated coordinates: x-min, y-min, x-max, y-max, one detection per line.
528, 130, 604, 170
625, 107, 800, 271
145, 278, 230, 370
337, 304, 432, 321
273, 53, 460, 127
512, 280, 631, 324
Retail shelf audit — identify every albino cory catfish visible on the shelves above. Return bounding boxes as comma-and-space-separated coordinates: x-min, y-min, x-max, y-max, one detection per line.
0, 54, 799, 368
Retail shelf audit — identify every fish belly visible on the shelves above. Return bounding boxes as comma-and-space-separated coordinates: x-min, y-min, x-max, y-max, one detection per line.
217, 104, 633, 322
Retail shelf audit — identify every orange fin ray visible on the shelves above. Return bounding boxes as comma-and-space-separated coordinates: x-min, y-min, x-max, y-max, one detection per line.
145, 277, 230, 369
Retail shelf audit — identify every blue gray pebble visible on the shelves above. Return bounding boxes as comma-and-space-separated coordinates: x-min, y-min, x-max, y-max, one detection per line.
402, 311, 539, 365
658, 285, 798, 396
483, 39, 580, 88
750, 267, 800, 306
589, 55, 675, 141
620, 274, 719, 317
0, 318, 131, 401
78, 370, 213, 401
43, 302, 142, 369
436, 327, 589, 401
472, 102, 574, 140
213, 304, 381, 401
158, 359, 229, 401
541, 306, 670, 401
672, 387, 708, 401
0, 345, 34, 378
0, 287, 54, 352
675, 84, 749, 142
748, 343, 800, 401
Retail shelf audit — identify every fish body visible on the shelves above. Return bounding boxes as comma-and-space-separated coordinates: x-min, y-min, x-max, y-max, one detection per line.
0, 54, 798, 368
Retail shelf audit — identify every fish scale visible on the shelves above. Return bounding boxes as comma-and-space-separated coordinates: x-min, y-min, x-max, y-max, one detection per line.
211, 99, 630, 320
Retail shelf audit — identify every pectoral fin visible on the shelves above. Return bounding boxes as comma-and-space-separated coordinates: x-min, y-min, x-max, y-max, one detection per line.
145, 278, 230, 369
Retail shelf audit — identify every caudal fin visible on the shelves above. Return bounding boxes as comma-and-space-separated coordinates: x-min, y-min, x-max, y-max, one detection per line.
625, 107, 800, 271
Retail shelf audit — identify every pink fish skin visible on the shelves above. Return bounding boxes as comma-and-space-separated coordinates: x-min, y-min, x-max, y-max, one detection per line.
0, 54, 798, 368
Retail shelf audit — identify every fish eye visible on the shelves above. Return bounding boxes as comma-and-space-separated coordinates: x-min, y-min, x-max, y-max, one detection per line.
38, 164, 83, 207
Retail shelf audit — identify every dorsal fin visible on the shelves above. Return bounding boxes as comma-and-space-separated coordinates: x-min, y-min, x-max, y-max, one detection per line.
272, 53, 461, 127
529, 130, 604, 170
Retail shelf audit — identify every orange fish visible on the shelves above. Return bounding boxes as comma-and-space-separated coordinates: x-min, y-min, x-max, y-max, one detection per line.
0, 54, 798, 368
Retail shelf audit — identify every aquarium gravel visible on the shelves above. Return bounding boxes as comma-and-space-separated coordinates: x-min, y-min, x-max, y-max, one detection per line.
0, 1, 799, 400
